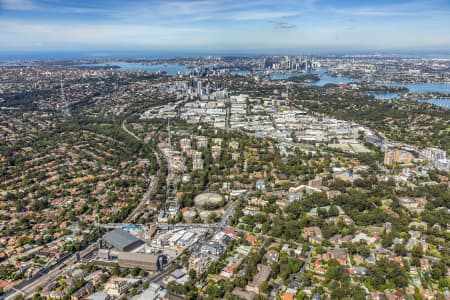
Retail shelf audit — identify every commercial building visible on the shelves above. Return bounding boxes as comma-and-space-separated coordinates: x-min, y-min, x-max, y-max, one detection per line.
117, 252, 163, 271
192, 151, 204, 171
384, 149, 414, 165
245, 264, 271, 294
102, 229, 144, 252
179, 138, 191, 153
435, 159, 450, 171
422, 147, 446, 161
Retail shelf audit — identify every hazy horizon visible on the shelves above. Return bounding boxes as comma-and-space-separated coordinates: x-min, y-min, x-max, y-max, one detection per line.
2, 49, 450, 62
1, 0, 450, 53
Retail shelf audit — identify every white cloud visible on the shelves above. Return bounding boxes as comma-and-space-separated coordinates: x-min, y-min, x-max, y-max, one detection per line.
0, 0, 36, 10
0, 0, 449, 51
107, 0, 305, 24
327, 1, 450, 18
270, 21, 297, 29
0, 19, 221, 50
228, 11, 299, 21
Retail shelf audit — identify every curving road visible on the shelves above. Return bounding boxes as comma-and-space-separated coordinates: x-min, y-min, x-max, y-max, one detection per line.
121, 119, 142, 142
121, 118, 162, 223
4, 119, 161, 300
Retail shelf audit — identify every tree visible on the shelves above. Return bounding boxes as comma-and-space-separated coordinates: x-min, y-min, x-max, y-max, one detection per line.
325, 260, 349, 282
130, 267, 140, 276
411, 257, 421, 267
207, 212, 218, 224
328, 205, 340, 217
393, 243, 407, 256
205, 284, 222, 298
367, 259, 408, 290
330, 281, 365, 300
431, 261, 447, 281
189, 269, 197, 280
381, 234, 394, 248
111, 265, 120, 276
32, 294, 44, 300
296, 291, 306, 300
411, 244, 423, 258
259, 281, 269, 293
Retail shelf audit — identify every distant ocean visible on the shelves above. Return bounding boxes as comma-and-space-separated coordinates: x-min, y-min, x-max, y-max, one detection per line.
1, 50, 449, 109
0, 50, 278, 62
0, 51, 208, 62
2, 50, 450, 62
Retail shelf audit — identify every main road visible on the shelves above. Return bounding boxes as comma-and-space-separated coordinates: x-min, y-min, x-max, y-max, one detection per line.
3, 243, 98, 300
4, 119, 161, 299
121, 118, 162, 223
121, 119, 142, 142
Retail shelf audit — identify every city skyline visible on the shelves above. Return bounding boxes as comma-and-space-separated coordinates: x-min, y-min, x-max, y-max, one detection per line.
1, 0, 450, 53
1, 3, 450, 297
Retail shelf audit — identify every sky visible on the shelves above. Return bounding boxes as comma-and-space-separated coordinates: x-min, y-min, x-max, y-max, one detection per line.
1, 0, 450, 54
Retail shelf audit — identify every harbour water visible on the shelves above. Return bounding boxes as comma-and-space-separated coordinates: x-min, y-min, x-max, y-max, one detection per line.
384, 82, 450, 94
310, 70, 354, 86
77, 62, 189, 75
372, 93, 450, 109
267, 69, 355, 85
419, 98, 450, 109
372, 92, 399, 100
266, 70, 450, 109
230, 70, 251, 76
78, 64, 450, 109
